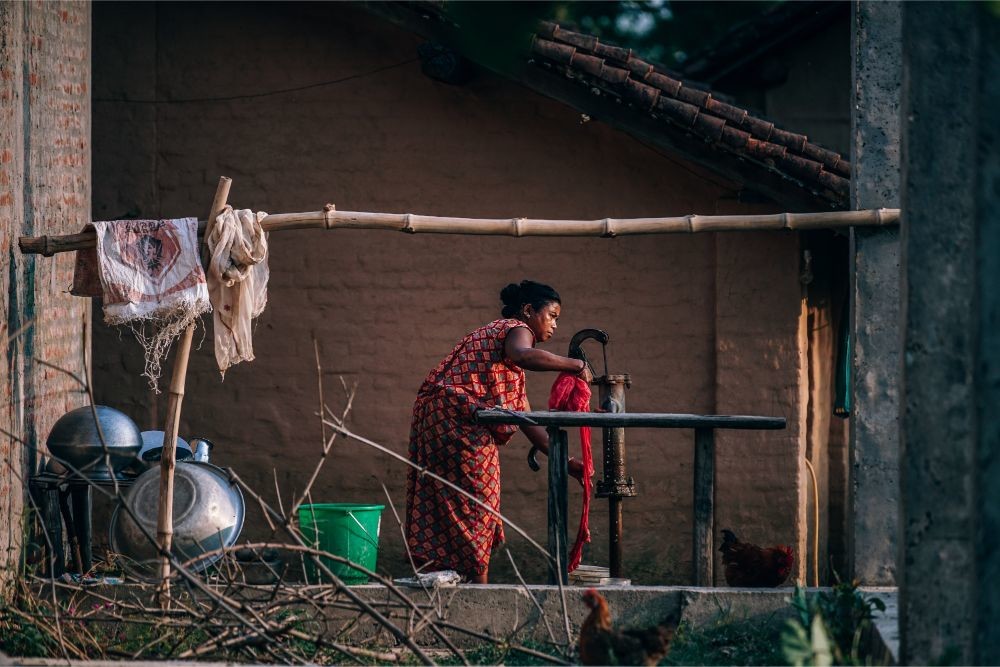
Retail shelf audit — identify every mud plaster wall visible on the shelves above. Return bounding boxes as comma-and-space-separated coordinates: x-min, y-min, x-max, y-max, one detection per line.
91, 2, 809, 584
0, 1, 91, 594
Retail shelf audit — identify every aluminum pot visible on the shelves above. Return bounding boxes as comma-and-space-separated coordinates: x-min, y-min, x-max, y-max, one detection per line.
109, 461, 245, 579
126, 431, 193, 474
46, 406, 142, 480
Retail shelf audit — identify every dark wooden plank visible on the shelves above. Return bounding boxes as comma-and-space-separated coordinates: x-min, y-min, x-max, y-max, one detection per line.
476, 410, 786, 430
693, 427, 715, 586
547, 427, 568, 585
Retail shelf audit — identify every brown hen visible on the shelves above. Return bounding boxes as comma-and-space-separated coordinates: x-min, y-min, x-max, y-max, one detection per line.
578, 589, 680, 666
719, 528, 794, 587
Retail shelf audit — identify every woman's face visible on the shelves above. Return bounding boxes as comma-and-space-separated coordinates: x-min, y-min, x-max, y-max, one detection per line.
522, 301, 561, 343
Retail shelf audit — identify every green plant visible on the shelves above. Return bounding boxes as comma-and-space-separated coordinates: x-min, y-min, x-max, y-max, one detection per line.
0, 609, 53, 657
781, 580, 886, 666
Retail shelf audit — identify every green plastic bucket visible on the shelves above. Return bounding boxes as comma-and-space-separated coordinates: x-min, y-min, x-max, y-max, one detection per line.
297, 503, 384, 584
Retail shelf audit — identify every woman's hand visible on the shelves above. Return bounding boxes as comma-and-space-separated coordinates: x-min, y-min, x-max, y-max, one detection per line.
568, 457, 590, 487
575, 359, 594, 384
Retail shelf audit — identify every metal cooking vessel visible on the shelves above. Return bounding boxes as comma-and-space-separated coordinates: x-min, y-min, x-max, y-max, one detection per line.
109, 461, 245, 579
127, 431, 193, 474
46, 406, 142, 480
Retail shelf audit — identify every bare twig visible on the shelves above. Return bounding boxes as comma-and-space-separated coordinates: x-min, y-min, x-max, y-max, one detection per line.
505, 547, 559, 650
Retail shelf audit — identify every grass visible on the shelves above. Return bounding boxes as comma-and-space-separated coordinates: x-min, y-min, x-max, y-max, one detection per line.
436, 642, 566, 666
665, 615, 786, 666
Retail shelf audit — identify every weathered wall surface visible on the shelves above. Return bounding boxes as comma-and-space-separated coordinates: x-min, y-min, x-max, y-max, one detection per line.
91, 2, 808, 584
900, 3, 1000, 663
705, 11, 853, 583
713, 229, 808, 585
0, 1, 91, 594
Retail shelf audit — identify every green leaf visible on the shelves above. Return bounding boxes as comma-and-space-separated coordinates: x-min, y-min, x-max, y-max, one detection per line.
810, 616, 834, 667
781, 618, 813, 667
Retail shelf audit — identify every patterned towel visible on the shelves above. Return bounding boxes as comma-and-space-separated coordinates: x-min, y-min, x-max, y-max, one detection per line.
72, 217, 210, 390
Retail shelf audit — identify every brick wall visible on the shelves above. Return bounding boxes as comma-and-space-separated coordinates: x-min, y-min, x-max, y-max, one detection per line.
92, 2, 807, 584
0, 1, 90, 595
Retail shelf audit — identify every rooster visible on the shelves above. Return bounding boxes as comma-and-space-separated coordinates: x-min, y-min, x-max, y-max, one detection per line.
719, 528, 794, 587
578, 588, 680, 666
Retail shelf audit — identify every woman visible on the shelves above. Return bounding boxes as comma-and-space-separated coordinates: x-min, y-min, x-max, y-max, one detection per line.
405, 280, 592, 583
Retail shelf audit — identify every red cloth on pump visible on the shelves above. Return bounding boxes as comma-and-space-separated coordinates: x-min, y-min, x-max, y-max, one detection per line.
548, 372, 593, 572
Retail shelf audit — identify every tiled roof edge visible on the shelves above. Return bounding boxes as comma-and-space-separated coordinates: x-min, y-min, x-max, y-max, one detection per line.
531, 21, 851, 204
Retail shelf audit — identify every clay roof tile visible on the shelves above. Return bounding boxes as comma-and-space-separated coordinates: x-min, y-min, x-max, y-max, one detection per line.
532, 37, 575, 65
656, 95, 700, 127
676, 86, 711, 107
769, 127, 809, 153
551, 25, 598, 52
594, 42, 632, 64
693, 112, 727, 142
625, 57, 655, 79
646, 71, 682, 97
570, 52, 607, 78
623, 79, 661, 110
525, 21, 851, 206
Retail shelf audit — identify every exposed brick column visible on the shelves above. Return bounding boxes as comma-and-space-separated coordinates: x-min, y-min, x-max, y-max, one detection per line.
0, 1, 90, 593
0, 0, 29, 593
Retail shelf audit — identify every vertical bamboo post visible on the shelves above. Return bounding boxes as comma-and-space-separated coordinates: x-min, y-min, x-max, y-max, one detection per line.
156, 176, 231, 605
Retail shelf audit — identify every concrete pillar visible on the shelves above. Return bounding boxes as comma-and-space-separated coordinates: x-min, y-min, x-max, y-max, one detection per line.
847, 0, 901, 585
900, 3, 1000, 663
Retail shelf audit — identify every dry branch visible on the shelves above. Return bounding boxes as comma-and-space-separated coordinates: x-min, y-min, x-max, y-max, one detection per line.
4, 353, 575, 665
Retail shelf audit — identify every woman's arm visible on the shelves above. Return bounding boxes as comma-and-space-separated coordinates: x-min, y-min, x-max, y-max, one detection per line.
522, 424, 587, 484
505, 327, 593, 381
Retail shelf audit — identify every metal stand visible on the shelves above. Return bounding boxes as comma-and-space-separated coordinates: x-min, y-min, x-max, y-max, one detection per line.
594, 374, 635, 579
30, 472, 135, 577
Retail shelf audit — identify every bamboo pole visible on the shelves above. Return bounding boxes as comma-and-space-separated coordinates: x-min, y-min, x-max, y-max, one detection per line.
156, 176, 231, 606
18, 207, 900, 256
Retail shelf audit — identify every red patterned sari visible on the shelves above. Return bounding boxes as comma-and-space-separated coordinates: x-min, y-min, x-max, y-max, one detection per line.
405, 318, 531, 576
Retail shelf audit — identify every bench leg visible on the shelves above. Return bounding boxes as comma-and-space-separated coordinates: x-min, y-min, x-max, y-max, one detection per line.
693, 427, 715, 586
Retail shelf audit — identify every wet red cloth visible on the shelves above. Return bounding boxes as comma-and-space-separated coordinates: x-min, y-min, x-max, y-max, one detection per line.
405, 318, 531, 577
548, 372, 593, 572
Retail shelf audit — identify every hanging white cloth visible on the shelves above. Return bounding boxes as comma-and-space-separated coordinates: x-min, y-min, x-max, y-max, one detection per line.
206, 206, 269, 378
74, 217, 210, 391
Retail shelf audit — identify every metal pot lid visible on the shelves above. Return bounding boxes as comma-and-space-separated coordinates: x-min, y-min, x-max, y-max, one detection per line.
45, 406, 142, 480
46, 405, 142, 451
139, 430, 193, 462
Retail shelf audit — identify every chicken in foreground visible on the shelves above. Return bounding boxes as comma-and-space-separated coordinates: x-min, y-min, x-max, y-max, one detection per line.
719, 528, 794, 587
578, 588, 680, 666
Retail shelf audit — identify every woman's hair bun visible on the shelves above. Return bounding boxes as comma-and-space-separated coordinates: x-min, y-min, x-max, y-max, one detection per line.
499, 280, 560, 319
500, 283, 521, 318
500, 283, 521, 306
